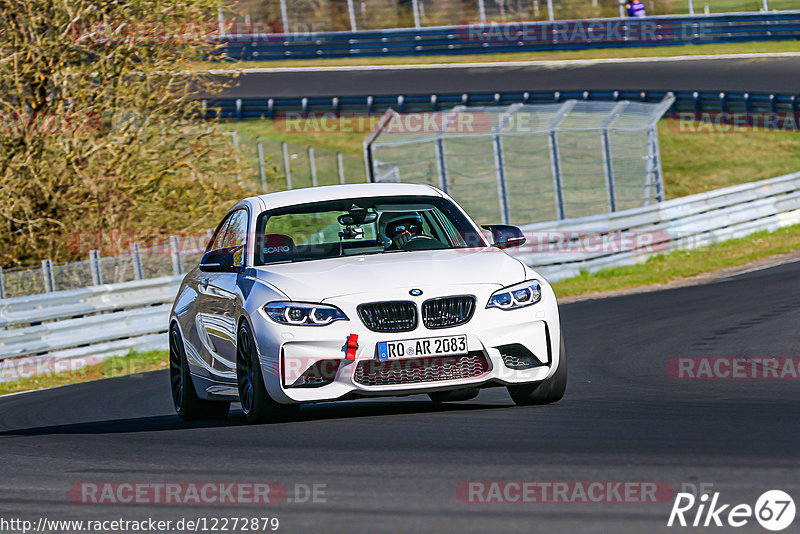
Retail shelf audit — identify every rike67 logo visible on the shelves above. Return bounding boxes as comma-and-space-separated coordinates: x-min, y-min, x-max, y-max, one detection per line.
668, 490, 795, 531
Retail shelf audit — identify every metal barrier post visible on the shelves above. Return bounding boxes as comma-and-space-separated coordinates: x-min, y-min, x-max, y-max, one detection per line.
280, 0, 290, 33
763, 0, 768, 10
601, 130, 617, 212
170, 236, 183, 276
601, 102, 628, 213
131, 243, 144, 280
412, 0, 421, 28
89, 250, 103, 286
257, 137, 268, 192
492, 135, 511, 225
337, 152, 346, 184
346, 0, 357, 32
688, 0, 695, 15
434, 138, 449, 194
491, 104, 521, 224
643, 127, 658, 206
282, 142, 293, 190
42, 259, 55, 293
651, 126, 666, 203
0, 266, 5, 299
478, 0, 487, 23
308, 147, 318, 187
547, 0, 555, 21
547, 101, 576, 220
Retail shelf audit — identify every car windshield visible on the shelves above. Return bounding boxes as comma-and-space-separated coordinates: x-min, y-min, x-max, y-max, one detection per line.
253, 195, 486, 266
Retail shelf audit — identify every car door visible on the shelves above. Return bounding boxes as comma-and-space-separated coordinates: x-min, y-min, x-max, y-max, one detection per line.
195, 209, 248, 378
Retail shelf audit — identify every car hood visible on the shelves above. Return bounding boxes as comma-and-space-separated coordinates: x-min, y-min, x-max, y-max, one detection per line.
252, 247, 526, 301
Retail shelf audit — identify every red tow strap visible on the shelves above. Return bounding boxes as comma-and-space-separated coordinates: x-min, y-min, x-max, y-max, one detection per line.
346, 334, 359, 360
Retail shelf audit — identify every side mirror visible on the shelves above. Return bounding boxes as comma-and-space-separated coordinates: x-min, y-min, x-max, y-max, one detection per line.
199, 246, 242, 273
482, 225, 526, 250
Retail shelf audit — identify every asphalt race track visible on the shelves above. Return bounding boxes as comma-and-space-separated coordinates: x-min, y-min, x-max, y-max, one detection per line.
219, 56, 800, 99
1, 259, 799, 533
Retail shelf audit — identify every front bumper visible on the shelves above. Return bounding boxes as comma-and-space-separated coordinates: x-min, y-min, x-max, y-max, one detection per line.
250, 283, 561, 404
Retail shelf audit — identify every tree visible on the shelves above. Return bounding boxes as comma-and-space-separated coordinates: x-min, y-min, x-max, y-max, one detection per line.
0, 0, 262, 265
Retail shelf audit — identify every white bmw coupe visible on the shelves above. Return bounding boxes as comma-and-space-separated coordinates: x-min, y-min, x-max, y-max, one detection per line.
169, 183, 565, 423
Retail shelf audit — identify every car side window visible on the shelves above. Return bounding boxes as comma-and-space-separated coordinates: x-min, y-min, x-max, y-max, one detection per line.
207, 216, 232, 252
222, 209, 249, 266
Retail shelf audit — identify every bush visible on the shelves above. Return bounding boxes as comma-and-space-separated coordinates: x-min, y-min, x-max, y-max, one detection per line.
0, 0, 266, 265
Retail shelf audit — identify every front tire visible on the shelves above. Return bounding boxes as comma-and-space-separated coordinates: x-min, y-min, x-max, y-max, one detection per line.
507, 334, 567, 406
236, 320, 298, 424
169, 325, 230, 421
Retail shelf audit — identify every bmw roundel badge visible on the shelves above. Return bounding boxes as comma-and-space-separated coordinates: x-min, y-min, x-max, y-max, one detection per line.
409, 289, 423, 296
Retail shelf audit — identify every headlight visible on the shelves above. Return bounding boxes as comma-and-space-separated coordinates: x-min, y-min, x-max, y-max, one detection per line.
264, 302, 348, 326
486, 280, 542, 310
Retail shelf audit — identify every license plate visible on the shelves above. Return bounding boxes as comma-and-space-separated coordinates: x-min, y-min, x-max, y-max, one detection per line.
377, 335, 468, 361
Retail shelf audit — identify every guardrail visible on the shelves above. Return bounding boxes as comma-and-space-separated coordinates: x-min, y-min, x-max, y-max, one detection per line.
522, 171, 800, 281
0, 276, 181, 382
205, 90, 800, 121
218, 12, 800, 61
1, 171, 799, 381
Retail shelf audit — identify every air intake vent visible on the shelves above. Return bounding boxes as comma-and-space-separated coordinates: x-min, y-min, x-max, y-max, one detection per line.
498, 344, 543, 370
353, 352, 489, 386
422, 295, 476, 329
358, 301, 418, 333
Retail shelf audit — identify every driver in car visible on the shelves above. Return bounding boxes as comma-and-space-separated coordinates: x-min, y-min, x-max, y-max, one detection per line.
380, 212, 426, 250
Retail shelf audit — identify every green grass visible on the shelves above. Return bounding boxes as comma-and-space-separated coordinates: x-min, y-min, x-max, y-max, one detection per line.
198, 40, 800, 70
0, 350, 168, 396
659, 120, 800, 199
552, 223, 800, 297
216, 119, 367, 156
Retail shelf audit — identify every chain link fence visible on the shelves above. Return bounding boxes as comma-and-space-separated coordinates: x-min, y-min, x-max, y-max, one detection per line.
231, 0, 789, 33
365, 96, 674, 226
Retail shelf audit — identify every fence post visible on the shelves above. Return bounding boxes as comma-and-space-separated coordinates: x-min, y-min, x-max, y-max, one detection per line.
131, 243, 144, 280
547, 101, 575, 220
618, 0, 625, 17
478, 0, 487, 23
169, 236, 183, 276
257, 137, 268, 192
42, 259, 55, 293
0, 266, 5, 300
346, 0, 358, 32
643, 127, 659, 206
217, 8, 225, 37
547, 0, 555, 21
282, 142, 293, 190
412, 0, 421, 28
601, 101, 628, 213
763, 0, 769, 10
308, 147, 318, 187
688, 0, 695, 15
650, 126, 666, 203
89, 250, 103, 286
337, 152, 346, 184
492, 135, 511, 225
434, 138, 449, 194
280, 0, 290, 33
